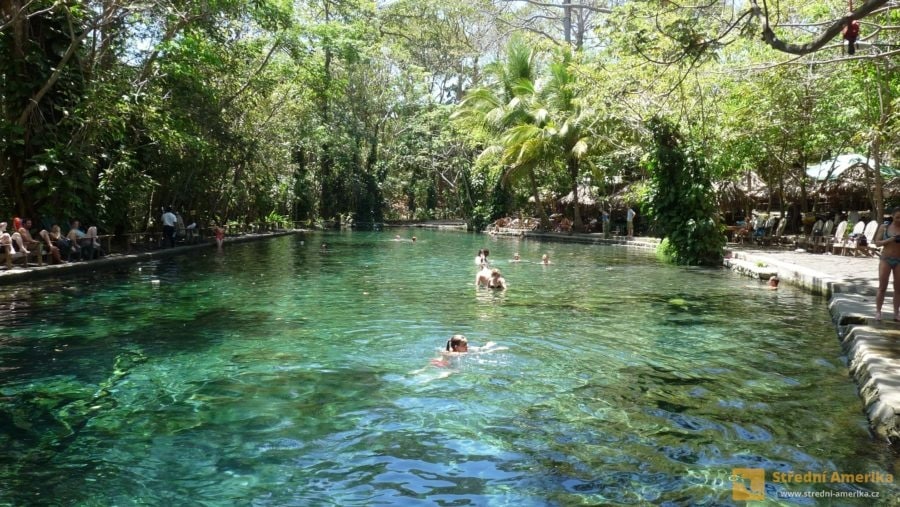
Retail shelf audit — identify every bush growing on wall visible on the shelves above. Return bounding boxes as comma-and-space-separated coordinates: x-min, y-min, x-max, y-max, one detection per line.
645, 118, 725, 266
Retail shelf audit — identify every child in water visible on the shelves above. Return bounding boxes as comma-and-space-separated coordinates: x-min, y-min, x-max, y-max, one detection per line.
430, 334, 506, 367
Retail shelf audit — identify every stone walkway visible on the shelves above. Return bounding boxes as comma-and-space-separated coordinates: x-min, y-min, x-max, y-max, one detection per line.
727, 247, 882, 297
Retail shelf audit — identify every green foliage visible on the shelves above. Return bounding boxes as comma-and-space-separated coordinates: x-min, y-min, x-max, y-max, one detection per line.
645, 118, 725, 267
4, 0, 900, 237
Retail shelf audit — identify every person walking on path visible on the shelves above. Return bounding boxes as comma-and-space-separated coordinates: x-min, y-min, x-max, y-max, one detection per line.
626, 207, 636, 238
874, 207, 900, 321
162, 207, 177, 248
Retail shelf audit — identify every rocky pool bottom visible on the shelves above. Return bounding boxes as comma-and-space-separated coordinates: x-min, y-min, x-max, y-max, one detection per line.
1, 230, 897, 504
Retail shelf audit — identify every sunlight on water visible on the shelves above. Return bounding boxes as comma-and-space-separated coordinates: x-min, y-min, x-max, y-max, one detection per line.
0, 230, 897, 505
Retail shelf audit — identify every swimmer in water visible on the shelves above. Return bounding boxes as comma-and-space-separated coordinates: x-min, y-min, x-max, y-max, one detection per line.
487, 269, 507, 290
475, 248, 490, 267
510, 252, 521, 263
745, 275, 779, 290
541, 253, 551, 265
428, 334, 507, 367
475, 264, 492, 287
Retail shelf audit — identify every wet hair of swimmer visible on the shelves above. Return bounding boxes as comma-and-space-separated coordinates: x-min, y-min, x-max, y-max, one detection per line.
446, 334, 468, 351
768, 275, 780, 287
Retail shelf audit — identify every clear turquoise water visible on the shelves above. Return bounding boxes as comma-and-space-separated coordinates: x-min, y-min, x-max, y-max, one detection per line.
0, 230, 897, 505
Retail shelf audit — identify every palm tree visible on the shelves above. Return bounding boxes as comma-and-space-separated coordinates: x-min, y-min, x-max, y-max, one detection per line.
541, 50, 593, 231
453, 36, 551, 229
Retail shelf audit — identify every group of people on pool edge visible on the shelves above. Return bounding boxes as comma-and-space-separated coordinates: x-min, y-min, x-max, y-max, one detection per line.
473, 248, 553, 290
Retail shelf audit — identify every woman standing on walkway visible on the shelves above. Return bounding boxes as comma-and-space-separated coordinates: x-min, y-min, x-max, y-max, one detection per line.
874, 207, 900, 321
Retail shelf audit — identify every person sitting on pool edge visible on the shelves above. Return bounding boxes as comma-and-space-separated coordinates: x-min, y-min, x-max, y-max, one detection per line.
488, 269, 507, 290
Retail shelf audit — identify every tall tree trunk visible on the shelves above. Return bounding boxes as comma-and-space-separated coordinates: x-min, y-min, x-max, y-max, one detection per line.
528, 169, 550, 230
562, 1, 572, 45
568, 158, 582, 231
872, 62, 891, 222
873, 136, 884, 221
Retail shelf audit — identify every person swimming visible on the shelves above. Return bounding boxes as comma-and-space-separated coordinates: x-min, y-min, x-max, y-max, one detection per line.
475, 264, 492, 287
487, 269, 507, 290
541, 253, 551, 265
475, 248, 490, 267
510, 252, 521, 263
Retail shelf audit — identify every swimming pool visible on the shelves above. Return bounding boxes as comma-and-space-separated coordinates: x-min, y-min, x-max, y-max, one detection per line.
0, 230, 896, 504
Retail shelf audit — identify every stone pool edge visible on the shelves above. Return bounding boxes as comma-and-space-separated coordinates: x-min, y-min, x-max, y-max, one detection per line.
724, 251, 900, 446
490, 230, 900, 446
0, 230, 303, 285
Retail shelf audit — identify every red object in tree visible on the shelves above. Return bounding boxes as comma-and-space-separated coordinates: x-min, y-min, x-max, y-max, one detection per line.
843, 20, 860, 55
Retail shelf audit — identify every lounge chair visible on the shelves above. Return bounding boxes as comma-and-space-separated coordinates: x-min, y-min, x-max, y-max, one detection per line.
756, 217, 776, 245
862, 220, 880, 257
812, 220, 834, 253
828, 220, 848, 254
841, 220, 868, 256
797, 219, 823, 250
773, 217, 788, 245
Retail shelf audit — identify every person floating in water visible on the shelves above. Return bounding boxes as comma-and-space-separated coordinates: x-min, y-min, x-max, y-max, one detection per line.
488, 269, 507, 290
510, 252, 521, 263
411, 236, 417, 243
541, 253, 551, 265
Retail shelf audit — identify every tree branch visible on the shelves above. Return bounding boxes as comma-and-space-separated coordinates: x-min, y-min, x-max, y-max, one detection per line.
220, 37, 283, 109
496, 0, 611, 14
749, 0, 891, 55
16, 4, 96, 126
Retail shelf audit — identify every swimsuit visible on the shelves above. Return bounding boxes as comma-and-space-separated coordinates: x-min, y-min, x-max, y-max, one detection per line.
884, 257, 900, 267
882, 228, 900, 266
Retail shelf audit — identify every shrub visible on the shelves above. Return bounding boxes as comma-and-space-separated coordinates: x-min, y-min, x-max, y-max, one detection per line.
644, 117, 725, 266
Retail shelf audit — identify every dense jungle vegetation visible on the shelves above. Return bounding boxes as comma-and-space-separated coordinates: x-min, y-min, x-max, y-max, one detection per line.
2, 1, 899, 264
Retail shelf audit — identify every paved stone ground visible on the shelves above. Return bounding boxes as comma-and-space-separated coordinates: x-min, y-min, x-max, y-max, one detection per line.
728, 246, 882, 297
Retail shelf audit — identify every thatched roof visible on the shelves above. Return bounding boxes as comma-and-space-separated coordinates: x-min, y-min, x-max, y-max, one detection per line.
714, 171, 769, 208
527, 189, 556, 203
560, 185, 599, 206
